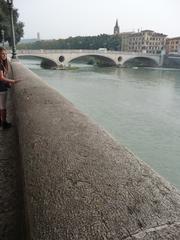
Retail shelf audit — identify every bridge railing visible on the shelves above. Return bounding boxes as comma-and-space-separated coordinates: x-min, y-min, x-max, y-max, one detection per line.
16, 49, 160, 57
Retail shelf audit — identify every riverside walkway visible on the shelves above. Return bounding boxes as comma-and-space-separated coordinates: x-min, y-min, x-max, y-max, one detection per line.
0, 91, 24, 239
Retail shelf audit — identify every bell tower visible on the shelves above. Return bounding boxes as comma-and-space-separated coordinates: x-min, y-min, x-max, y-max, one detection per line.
114, 19, 120, 35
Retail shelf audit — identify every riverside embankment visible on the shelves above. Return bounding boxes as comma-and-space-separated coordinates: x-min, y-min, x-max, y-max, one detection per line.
0, 66, 24, 239
25, 60, 180, 189
2, 61, 180, 239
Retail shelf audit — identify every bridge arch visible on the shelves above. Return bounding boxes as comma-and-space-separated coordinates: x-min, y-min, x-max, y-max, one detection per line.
123, 57, 159, 67
18, 54, 58, 68
68, 54, 116, 67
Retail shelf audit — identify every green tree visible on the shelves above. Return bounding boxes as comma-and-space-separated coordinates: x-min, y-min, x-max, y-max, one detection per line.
0, 0, 24, 46
17, 34, 122, 51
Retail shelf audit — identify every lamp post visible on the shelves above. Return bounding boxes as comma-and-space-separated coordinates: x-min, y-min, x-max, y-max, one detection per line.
7, 0, 17, 59
1, 29, 5, 47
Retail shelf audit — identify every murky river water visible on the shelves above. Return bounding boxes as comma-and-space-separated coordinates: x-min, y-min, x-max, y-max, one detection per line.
21, 59, 180, 189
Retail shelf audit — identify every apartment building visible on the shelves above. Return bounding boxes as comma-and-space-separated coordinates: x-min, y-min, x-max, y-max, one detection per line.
123, 30, 167, 54
166, 37, 180, 54
120, 32, 134, 51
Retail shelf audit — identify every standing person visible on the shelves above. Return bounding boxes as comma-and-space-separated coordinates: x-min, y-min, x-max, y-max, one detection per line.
0, 47, 20, 129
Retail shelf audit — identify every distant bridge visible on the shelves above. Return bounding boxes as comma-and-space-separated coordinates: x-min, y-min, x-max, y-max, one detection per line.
16, 49, 164, 67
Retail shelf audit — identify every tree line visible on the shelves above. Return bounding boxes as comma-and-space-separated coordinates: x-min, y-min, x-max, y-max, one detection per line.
17, 34, 122, 51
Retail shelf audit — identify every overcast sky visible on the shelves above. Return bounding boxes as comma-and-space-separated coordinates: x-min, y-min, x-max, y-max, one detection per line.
15, 0, 179, 40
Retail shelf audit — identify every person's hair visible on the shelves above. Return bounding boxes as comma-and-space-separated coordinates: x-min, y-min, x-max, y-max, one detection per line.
0, 47, 8, 71
0, 47, 6, 51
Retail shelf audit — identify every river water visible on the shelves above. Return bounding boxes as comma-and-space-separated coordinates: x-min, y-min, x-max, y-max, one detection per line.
20, 59, 180, 189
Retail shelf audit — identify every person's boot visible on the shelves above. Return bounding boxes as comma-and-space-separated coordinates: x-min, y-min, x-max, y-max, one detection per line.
2, 121, 12, 129
0, 110, 1, 127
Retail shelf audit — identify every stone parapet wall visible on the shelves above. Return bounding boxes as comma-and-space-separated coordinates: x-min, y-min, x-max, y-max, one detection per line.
11, 62, 180, 239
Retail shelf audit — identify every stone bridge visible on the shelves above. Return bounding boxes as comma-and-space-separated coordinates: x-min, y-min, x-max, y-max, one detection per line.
16, 49, 163, 67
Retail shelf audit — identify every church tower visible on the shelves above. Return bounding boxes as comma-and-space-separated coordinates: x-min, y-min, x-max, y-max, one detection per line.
114, 19, 120, 35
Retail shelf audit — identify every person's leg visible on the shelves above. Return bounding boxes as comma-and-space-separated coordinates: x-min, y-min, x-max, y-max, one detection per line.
0, 109, 1, 126
0, 92, 4, 126
2, 109, 11, 129
1, 108, 7, 122
0, 92, 11, 129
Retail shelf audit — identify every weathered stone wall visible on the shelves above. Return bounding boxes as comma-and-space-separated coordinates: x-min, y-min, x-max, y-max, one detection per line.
11, 62, 180, 239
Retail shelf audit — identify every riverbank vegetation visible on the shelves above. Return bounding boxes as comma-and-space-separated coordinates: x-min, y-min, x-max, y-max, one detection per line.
17, 34, 121, 51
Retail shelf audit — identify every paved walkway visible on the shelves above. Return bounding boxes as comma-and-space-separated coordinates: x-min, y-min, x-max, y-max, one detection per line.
0, 91, 24, 240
